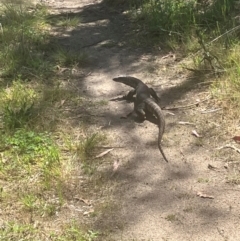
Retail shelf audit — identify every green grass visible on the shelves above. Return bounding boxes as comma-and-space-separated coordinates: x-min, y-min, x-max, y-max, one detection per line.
130, 0, 235, 45
56, 16, 80, 28
129, 0, 240, 108
54, 48, 89, 67
0, 2, 104, 240
0, 3, 87, 82
0, 221, 98, 241
2, 0, 240, 240
0, 3, 53, 80
0, 80, 37, 130
0, 129, 59, 183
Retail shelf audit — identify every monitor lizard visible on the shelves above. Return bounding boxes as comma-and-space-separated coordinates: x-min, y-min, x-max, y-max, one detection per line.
113, 76, 169, 163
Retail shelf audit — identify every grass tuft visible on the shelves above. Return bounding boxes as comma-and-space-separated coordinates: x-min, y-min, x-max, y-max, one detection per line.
54, 48, 89, 67
0, 80, 37, 130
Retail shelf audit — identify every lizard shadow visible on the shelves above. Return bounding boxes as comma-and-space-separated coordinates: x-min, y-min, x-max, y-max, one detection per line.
109, 95, 134, 102
127, 112, 158, 125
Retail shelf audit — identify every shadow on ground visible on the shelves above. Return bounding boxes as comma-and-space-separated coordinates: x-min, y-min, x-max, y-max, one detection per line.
37, 1, 234, 240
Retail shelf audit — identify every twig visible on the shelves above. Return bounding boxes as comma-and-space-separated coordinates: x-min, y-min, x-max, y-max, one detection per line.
210, 25, 240, 44
191, 25, 240, 57
162, 96, 210, 110
217, 144, 240, 154
201, 108, 222, 114
178, 121, 195, 126
159, 27, 182, 36
183, 67, 202, 73
94, 148, 113, 159
81, 40, 105, 49
95, 146, 125, 149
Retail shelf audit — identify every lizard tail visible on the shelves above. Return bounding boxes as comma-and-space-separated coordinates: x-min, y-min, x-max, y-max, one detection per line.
158, 119, 169, 163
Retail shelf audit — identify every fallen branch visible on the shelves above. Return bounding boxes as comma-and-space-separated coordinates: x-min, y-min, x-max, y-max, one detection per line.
197, 191, 214, 199
216, 144, 240, 154
95, 148, 114, 159
178, 121, 195, 126
201, 108, 222, 114
163, 96, 210, 110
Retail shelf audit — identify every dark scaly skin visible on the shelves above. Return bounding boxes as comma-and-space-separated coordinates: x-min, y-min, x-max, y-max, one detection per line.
144, 98, 168, 163
113, 76, 160, 103
112, 76, 168, 163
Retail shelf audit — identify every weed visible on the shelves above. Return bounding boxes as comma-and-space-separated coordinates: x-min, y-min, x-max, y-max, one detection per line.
0, 2, 110, 241
58, 16, 80, 28
0, 80, 37, 130
77, 133, 105, 158
197, 177, 209, 183
183, 207, 193, 213
0, 220, 98, 240
0, 222, 37, 241
0, 3, 53, 80
21, 194, 37, 211
55, 221, 98, 241
165, 214, 178, 222
75, 132, 107, 174
2, 129, 59, 182
95, 99, 108, 106
54, 48, 89, 67
38, 201, 58, 217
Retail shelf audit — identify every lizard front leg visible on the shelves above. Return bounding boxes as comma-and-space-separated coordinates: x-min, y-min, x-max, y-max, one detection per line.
124, 89, 136, 102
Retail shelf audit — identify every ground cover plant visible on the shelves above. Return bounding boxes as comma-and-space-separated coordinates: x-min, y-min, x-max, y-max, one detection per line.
0, 1, 105, 240
1, 0, 240, 240
129, 0, 240, 107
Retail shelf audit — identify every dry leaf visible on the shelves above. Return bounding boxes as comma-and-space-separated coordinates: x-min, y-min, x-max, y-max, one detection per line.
95, 148, 113, 158
197, 191, 214, 199
233, 136, 240, 143
208, 164, 217, 170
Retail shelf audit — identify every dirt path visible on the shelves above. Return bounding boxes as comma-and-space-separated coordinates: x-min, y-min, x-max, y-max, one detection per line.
42, 0, 240, 240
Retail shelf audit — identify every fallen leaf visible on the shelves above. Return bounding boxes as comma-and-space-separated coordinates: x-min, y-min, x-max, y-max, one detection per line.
197, 191, 214, 199
208, 164, 217, 170
233, 136, 240, 143
95, 148, 113, 158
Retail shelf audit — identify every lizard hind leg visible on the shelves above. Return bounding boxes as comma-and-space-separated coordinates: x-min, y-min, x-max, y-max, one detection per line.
135, 102, 146, 121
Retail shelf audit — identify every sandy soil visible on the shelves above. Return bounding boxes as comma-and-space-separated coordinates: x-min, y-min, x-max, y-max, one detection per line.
40, 0, 240, 240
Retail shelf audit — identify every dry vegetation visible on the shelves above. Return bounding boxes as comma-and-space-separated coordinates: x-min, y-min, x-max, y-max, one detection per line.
0, 0, 240, 240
